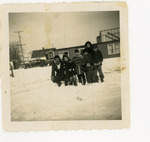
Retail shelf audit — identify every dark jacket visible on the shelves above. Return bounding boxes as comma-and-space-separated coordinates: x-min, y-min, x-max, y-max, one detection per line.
51, 61, 64, 77
91, 50, 103, 64
83, 54, 92, 64
63, 60, 76, 77
83, 54, 93, 71
72, 55, 84, 75
83, 47, 93, 55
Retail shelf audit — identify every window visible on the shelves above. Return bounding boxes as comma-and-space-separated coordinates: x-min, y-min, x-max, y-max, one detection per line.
114, 44, 120, 53
107, 43, 120, 55
48, 51, 54, 59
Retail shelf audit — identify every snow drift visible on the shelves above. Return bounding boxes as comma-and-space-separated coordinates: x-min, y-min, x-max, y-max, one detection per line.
10, 57, 121, 121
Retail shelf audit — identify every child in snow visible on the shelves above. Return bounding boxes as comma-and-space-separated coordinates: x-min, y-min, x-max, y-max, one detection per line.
62, 55, 77, 86
91, 45, 104, 82
72, 49, 86, 85
51, 55, 69, 87
83, 49, 95, 83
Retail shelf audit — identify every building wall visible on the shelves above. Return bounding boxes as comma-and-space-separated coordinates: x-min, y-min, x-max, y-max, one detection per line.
97, 41, 120, 59
53, 46, 84, 60
46, 41, 120, 62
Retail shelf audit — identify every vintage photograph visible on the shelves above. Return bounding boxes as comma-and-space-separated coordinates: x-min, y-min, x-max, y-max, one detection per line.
0, 2, 129, 130
9, 11, 121, 121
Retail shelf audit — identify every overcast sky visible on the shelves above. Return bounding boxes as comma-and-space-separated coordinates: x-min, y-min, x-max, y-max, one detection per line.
9, 11, 119, 56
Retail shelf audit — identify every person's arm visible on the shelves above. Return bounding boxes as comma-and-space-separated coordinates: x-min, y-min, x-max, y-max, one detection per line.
99, 50, 103, 62
91, 52, 97, 66
51, 64, 55, 77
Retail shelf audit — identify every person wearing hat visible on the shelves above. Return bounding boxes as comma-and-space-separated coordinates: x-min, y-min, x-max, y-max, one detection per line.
91, 45, 104, 82
83, 49, 95, 83
51, 55, 66, 87
83, 41, 93, 55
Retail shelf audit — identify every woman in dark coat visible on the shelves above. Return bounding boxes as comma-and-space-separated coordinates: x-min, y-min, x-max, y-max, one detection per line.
83, 41, 93, 54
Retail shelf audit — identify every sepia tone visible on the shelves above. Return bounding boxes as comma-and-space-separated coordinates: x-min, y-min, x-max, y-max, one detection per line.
0, 2, 129, 131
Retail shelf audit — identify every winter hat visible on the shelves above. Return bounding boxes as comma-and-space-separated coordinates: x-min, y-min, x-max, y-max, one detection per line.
54, 55, 60, 59
74, 49, 79, 53
85, 41, 92, 48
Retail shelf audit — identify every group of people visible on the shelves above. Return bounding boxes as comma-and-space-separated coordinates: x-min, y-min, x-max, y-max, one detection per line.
51, 41, 104, 87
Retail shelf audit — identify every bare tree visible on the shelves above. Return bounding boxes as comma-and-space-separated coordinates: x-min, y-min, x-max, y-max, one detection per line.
9, 41, 22, 63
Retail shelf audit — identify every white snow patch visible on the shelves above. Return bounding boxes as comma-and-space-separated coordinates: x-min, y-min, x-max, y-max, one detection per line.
10, 57, 121, 121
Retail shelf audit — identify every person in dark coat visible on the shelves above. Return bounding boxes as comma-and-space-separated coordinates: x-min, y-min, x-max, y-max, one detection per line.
91, 45, 104, 82
51, 55, 68, 87
72, 49, 86, 85
83, 41, 93, 55
83, 49, 95, 83
62, 55, 77, 86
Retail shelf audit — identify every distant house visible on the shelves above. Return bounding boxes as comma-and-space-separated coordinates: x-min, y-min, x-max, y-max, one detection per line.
31, 48, 56, 60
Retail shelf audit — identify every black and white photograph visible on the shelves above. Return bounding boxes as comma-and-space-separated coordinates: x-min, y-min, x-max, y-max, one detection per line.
0, 2, 129, 130
9, 11, 121, 121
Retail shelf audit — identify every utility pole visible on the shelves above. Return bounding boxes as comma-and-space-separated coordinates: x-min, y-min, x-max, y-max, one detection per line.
14, 31, 26, 63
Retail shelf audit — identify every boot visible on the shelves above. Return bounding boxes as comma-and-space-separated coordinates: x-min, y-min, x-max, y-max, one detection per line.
69, 82, 73, 86
57, 82, 62, 87
100, 78, 104, 82
74, 81, 77, 86
65, 81, 68, 86
83, 79, 86, 85
100, 75, 104, 83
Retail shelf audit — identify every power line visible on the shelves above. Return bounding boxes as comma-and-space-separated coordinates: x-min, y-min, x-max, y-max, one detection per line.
14, 31, 26, 63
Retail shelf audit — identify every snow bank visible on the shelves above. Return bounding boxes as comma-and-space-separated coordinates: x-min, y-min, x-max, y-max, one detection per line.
103, 57, 120, 73
10, 57, 121, 121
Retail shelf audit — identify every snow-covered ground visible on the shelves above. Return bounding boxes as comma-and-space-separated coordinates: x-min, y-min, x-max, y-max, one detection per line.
10, 57, 121, 121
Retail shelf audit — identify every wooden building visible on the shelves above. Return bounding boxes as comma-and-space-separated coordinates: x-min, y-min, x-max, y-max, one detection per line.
96, 27, 120, 59
31, 27, 120, 65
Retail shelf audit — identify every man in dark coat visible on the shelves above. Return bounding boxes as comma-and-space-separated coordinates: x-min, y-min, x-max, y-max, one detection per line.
91, 45, 104, 82
51, 55, 68, 87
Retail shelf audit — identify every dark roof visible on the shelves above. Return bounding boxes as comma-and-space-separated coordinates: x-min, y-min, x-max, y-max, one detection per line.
55, 43, 97, 51
31, 43, 97, 58
31, 48, 56, 58
56, 45, 85, 51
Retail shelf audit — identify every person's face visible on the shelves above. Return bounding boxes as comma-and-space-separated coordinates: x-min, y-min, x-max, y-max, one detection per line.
64, 57, 68, 62
86, 43, 91, 48
93, 48, 98, 52
55, 58, 60, 64
75, 52, 79, 56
